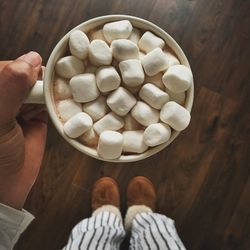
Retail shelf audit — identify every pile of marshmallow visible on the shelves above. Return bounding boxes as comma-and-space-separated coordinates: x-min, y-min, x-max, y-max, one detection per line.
53, 20, 193, 160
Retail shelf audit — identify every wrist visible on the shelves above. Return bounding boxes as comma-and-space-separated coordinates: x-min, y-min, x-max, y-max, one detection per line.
0, 123, 24, 173
0, 184, 27, 210
0, 119, 16, 137
0, 123, 26, 209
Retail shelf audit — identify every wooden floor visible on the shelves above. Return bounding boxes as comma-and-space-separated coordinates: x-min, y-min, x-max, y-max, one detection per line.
0, 0, 249, 249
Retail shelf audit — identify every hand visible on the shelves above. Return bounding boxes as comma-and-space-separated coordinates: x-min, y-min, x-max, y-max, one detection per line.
0, 52, 48, 209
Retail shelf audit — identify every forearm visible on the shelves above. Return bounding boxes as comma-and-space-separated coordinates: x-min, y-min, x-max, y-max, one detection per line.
0, 124, 26, 210
0, 203, 34, 250
0, 54, 44, 250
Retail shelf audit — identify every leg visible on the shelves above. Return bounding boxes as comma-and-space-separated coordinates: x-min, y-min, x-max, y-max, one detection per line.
63, 177, 126, 250
130, 211, 186, 250
64, 209, 125, 250
125, 176, 186, 250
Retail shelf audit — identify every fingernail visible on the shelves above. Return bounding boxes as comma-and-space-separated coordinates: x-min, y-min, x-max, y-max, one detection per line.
18, 51, 42, 67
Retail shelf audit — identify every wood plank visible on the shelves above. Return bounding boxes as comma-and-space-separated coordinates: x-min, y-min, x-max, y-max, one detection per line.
0, 0, 248, 249
222, 178, 250, 250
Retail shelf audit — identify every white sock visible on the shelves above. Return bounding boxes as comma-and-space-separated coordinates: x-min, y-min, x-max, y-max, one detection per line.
92, 205, 122, 220
124, 205, 152, 231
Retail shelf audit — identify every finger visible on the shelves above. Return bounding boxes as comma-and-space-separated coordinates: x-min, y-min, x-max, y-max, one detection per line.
18, 66, 44, 117
1, 62, 44, 78
20, 111, 48, 188
19, 104, 47, 121
17, 52, 42, 82
21, 111, 48, 158
0, 52, 42, 125
19, 104, 35, 114
0, 61, 12, 72
38, 66, 45, 80
21, 111, 48, 133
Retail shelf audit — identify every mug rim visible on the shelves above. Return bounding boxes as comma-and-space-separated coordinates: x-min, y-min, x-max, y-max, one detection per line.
44, 14, 194, 163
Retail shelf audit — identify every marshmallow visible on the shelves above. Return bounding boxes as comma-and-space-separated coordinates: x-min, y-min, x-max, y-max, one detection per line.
63, 112, 93, 138
89, 28, 106, 41
160, 101, 191, 131
119, 59, 145, 87
162, 65, 193, 93
54, 78, 72, 100
145, 73, 165, 90
139, 51, 146, 61
143, 123, 171, 147
131, 101, 159, 126
124, 113, 142, 130
96, 66, 121, 92
138, 31, 165, 53
141, 48, 168, 76
164, 50, 180, 69
93, 112, 124, 135
128, 28, 141, 44
55, 56, 84, 79
107, 87, 136, 116
166, 88, 186, 105
123, 130, 148, 153
83, 95, 109, 121
124, 85, 141, 95
97, 131, 123, 159
89, 40, 112, 66
85, 65, 98, 74
103, 20, 133, 43
111, 39, 139, 61
69, 30, 89, 60
80, 128, 99, 147
139, 83, 169, 109
70, 73, 99, 103
56, 99, 82, 122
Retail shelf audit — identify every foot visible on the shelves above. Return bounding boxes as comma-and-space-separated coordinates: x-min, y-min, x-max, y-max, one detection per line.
91, 177, 120, 212
127, 176, 156, 210
125, 176, 156, 231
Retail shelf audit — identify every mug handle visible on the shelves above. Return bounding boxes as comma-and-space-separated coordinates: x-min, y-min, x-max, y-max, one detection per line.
24, 80, 45, 104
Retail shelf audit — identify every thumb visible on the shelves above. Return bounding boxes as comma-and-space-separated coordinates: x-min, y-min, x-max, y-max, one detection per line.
0, 52, 42, 127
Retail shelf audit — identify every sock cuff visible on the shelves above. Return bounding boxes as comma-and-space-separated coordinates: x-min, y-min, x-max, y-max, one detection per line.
124, 205, 152, 231
92, 205, 122, 220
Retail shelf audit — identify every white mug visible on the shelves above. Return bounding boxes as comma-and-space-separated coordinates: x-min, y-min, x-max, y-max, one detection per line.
25, 15, 194, 162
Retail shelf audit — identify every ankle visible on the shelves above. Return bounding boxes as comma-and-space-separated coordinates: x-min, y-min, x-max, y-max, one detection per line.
92, 204, 122, 220
124, 205, 153, 231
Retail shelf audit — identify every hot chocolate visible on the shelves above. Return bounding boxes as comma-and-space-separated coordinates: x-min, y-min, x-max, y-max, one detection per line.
52, 20, 192, 160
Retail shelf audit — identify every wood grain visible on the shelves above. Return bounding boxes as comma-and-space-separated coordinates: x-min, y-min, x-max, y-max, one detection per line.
0, 0, 249, 249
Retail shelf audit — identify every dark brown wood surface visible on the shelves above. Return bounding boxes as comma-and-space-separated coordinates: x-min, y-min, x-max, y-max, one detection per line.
0, 0, 249, 249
